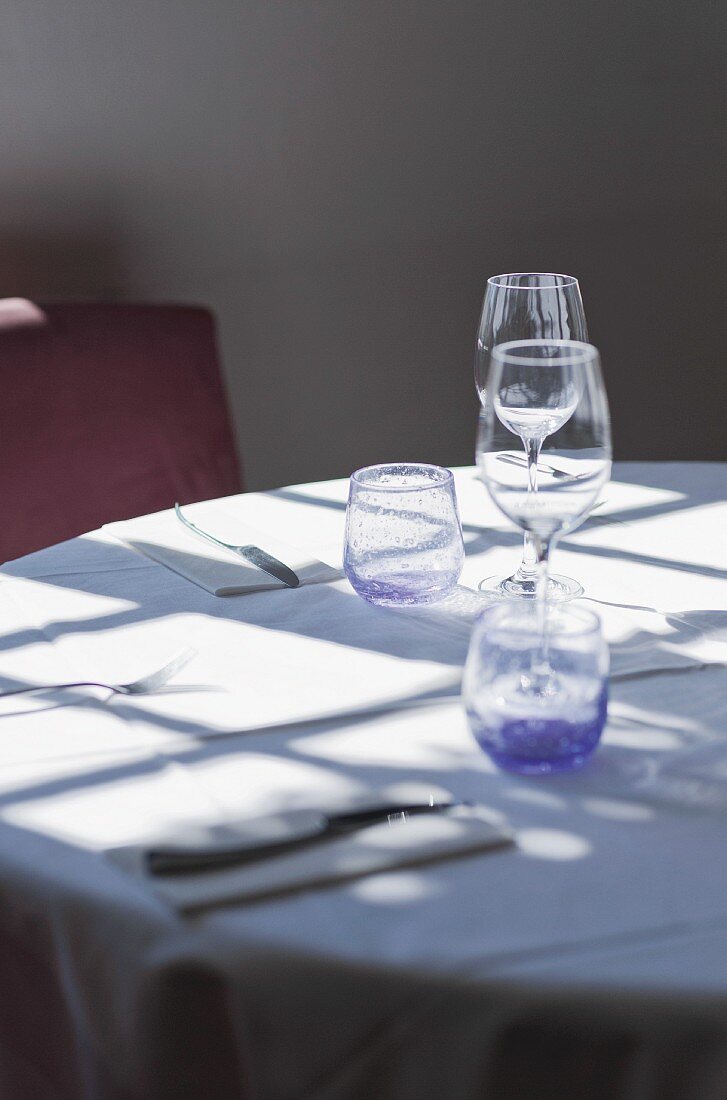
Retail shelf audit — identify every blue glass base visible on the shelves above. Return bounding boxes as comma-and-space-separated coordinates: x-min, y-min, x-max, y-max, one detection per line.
347, 569, 459, 607
469, 688, 608, 775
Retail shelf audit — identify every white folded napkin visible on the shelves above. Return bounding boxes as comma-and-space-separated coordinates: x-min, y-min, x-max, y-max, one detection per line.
107, 798, 513, 912
104, 502, 341, 596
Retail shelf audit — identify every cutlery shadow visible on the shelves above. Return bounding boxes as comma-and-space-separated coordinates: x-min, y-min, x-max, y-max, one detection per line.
121, 684, 222, 697
0, 680, 221, 719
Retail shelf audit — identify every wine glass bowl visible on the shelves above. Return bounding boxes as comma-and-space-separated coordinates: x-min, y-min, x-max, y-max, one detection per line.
486, 450, 609, 541
475, 274, 587, 398
492, 347, 582, 442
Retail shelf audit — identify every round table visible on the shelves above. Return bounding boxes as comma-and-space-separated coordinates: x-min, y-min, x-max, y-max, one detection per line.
0, 462, 725, 1098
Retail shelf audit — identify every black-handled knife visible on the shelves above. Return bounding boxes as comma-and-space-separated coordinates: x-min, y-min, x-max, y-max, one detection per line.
175, 504, 300, 588
148, 799, 467, 875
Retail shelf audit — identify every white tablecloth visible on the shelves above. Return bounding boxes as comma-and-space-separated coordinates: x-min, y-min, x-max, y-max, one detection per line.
0, 463, 726, 1098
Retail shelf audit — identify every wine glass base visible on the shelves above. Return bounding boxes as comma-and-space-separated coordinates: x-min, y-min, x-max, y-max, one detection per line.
477, 573, 584, 602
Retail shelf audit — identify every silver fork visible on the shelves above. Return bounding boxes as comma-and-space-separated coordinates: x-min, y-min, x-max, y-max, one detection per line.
0, 648, 197, 700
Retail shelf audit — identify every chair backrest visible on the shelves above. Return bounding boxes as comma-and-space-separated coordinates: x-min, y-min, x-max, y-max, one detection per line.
0, 301, 243, 561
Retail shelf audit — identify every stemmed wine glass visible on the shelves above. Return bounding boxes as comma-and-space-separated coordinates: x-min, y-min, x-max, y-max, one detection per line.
478, 339, 611, 611
474, 273, 588, 600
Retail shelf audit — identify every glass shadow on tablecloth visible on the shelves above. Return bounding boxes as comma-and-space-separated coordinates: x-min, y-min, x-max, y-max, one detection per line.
0, 662, 725, 932
0, 614, 723, 983
0, 540, 470, 664
0, 464, 722, 748
269, 482, 727, 583
0, 539, 476, 742
0, 657, 724, 862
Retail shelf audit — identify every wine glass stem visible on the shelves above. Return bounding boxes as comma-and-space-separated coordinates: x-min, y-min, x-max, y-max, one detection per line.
524, 437, 541, 494
518, 437, 544, 583
535, 535, 552, 679
518, 532, 539, 580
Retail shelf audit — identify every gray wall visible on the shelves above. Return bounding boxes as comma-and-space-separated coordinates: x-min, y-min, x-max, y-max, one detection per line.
2, 2, 725, 489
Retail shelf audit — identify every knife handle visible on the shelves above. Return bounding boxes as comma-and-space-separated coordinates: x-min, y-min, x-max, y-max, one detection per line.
148, 829, 328, 875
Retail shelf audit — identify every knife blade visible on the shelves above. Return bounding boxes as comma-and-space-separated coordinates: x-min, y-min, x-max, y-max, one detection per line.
175, 503, 300, 587
236, 544, 301, 588
147, 799, 464, 875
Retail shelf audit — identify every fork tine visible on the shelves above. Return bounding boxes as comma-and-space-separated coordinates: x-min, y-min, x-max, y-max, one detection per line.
123, 648, 198, 694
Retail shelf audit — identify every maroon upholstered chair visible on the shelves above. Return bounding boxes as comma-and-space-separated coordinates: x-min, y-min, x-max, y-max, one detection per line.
0, 300, 243, 562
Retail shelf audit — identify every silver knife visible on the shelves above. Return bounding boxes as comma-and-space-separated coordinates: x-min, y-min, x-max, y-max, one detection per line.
147, 799, 466, 875
175, 503, 300, 588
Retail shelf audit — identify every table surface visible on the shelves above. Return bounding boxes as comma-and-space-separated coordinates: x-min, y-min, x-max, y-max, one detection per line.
1, 462, 726, 1099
